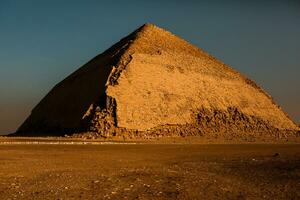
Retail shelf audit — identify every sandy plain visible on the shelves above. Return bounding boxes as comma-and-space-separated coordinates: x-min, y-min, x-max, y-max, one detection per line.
0, 138, 300, 199
0, 137, 299, 200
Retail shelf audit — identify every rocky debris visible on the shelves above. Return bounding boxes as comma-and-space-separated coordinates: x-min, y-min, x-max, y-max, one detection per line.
71, 106, 298, 141
88, 107, 115, 138
272, 153, 280, 157
194, 107, 279, 134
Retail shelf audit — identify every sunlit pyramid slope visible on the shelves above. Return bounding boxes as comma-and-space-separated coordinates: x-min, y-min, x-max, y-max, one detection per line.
15, 23, 299, 137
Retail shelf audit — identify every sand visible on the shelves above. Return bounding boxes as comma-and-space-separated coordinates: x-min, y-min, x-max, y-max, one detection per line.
0, 138, 299, 199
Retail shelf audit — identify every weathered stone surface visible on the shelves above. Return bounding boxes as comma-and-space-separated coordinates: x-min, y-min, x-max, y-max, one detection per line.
14, 23, 299, 138
107, 52, 296, 131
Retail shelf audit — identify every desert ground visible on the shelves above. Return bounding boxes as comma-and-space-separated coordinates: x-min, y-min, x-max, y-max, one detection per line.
0, 137, 299, 200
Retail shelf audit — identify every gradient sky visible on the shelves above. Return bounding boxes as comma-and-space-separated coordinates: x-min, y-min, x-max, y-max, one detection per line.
0, 0, 299, 134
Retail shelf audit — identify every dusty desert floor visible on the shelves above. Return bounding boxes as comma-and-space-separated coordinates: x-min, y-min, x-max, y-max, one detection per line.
0, 138, 299, 200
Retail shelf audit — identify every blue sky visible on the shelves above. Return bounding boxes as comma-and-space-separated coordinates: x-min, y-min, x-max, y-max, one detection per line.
0, 0, 299, 134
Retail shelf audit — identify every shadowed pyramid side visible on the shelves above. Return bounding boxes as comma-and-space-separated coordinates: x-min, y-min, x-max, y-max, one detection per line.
15, 25, 147, 136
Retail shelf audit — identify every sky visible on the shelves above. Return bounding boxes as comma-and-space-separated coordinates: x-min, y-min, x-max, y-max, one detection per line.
0, 0, 299, 134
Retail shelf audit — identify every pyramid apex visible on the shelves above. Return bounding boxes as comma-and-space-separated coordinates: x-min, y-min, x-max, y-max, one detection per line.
142, 22, 157, 27
139, 23, 163, 32
133, 23, 181, 41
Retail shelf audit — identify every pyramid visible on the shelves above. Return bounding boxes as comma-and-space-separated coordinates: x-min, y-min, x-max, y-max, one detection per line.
15, 23, 299, 137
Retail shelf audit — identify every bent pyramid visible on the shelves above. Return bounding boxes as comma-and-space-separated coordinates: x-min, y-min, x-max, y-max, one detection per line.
16, 23, 299, 137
